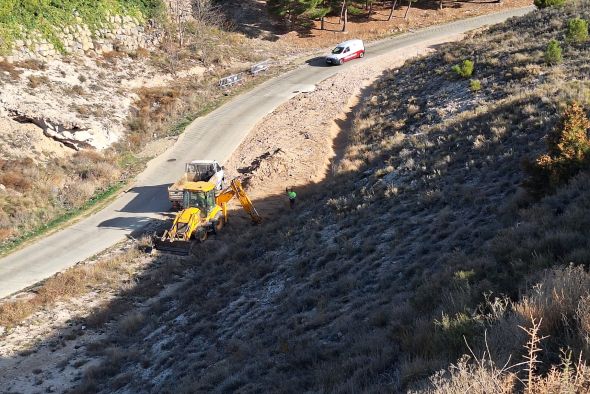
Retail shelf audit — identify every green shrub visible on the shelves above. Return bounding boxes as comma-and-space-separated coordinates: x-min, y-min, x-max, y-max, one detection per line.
434, 312, 481, 355
451, 59, 474, 78
566, 18, 589, 43
0, 0, 165, 54
469, 79, 481, 92
534, 0, 566, 8
347, 5, 365, 16
544, 39, 563, 65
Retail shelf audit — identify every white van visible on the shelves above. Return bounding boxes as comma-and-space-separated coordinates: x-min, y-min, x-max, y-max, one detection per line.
325, 39, 365, 65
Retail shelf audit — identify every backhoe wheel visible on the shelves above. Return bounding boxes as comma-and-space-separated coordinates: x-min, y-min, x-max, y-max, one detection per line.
198, 229, 208, 242
214, 217, 224, 232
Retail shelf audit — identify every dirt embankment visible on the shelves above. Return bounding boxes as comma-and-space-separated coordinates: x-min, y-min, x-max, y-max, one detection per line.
224, 33, 465, 206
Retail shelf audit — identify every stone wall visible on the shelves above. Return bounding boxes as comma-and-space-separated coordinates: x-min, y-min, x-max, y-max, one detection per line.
1, 15, 161, 62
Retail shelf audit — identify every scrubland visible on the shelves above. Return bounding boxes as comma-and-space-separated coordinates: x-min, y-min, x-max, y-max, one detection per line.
35, 2, 590, 392
6, 0, 590, 393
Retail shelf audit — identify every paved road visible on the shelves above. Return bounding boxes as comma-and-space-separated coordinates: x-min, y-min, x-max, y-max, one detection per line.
0, 6, 533, 299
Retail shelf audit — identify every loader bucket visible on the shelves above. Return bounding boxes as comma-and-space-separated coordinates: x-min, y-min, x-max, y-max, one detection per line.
152, 235, 193, 256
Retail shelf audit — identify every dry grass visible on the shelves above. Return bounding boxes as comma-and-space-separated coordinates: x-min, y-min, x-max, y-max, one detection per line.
0, 246, 141, 328
16, 59, 47, 71
27, 75, 49, 88
0, 60, 22, 79
421, 265, 590, 393
0, 150, 121, 250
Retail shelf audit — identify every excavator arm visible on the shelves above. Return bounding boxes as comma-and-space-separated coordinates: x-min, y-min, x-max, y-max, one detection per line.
216, 179, 262, 224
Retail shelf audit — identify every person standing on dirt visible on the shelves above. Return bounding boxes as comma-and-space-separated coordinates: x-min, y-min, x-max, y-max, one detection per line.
286, 187, 297, 209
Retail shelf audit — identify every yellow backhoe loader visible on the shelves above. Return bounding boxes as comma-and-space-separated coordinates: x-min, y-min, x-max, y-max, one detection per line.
153, 179, 261, 255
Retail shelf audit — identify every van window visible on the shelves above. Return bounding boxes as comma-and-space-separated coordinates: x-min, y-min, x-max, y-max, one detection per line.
332, 46, 344, 54
344, 47, 350, 53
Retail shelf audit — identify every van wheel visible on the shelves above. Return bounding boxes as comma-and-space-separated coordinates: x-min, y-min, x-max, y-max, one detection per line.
359, 51, 365, 58
338, 58, 344, 65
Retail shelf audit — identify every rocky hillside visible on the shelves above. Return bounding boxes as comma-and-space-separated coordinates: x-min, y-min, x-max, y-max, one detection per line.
59, 2, 590, 392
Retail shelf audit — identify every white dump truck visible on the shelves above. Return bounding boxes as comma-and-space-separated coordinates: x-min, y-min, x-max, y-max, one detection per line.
168, 160, 224, 210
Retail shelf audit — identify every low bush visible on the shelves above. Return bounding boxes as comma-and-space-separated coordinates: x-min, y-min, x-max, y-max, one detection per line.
469, 79, 481, 91
451, 59, 474, 78
534, 0, 566, 8
566, 17, 589, 43
27, 75, 49, 89
544, 39, 563, 65
524, 102, 590, 196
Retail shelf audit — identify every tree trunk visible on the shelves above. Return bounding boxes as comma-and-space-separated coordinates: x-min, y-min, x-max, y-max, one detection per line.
388, 0, 398, 20
403, 0, 411, 19
368, 1, 373, 18
342, 7, 348, 32
321, 16, 325, 30
339, 0, 346, 24
439, 0, 444, 10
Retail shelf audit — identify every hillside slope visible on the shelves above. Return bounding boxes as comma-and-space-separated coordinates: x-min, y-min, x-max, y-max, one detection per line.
3, 2, 590, 393
47, 3, 590, 393
64, 3, 590, 392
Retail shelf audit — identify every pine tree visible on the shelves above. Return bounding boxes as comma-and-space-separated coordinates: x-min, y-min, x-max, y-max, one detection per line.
267, 0, 334, 26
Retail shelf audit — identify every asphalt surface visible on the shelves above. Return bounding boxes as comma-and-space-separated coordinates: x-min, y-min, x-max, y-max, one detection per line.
0, 6, 534, 299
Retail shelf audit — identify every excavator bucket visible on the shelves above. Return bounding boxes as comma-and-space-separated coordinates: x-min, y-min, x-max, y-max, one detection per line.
152, 233, 193, 256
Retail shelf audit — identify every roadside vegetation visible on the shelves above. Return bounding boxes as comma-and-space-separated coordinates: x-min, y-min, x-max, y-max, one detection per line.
58, 2, 590, 392
0, 0, 164, 54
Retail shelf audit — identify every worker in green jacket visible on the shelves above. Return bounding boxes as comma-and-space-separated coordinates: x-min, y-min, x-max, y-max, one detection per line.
286, 187, 297, 209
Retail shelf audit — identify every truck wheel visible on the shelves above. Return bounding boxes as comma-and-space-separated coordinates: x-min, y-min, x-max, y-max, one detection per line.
359, 51, 364, 58
339, 58, 344, 65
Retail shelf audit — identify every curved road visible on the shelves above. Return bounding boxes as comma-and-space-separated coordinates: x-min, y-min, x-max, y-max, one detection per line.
0, 7, 533, 298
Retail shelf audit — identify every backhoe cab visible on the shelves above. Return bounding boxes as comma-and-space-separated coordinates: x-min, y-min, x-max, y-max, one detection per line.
153, 179, 260, 255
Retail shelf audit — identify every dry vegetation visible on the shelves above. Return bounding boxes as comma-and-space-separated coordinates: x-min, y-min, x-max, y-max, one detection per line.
33, 2, 586, 392
0, 246, 143, 329
0, 151, 121, 245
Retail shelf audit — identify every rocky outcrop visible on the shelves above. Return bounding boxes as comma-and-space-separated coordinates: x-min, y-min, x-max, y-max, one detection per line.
9, 111, 94, 151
